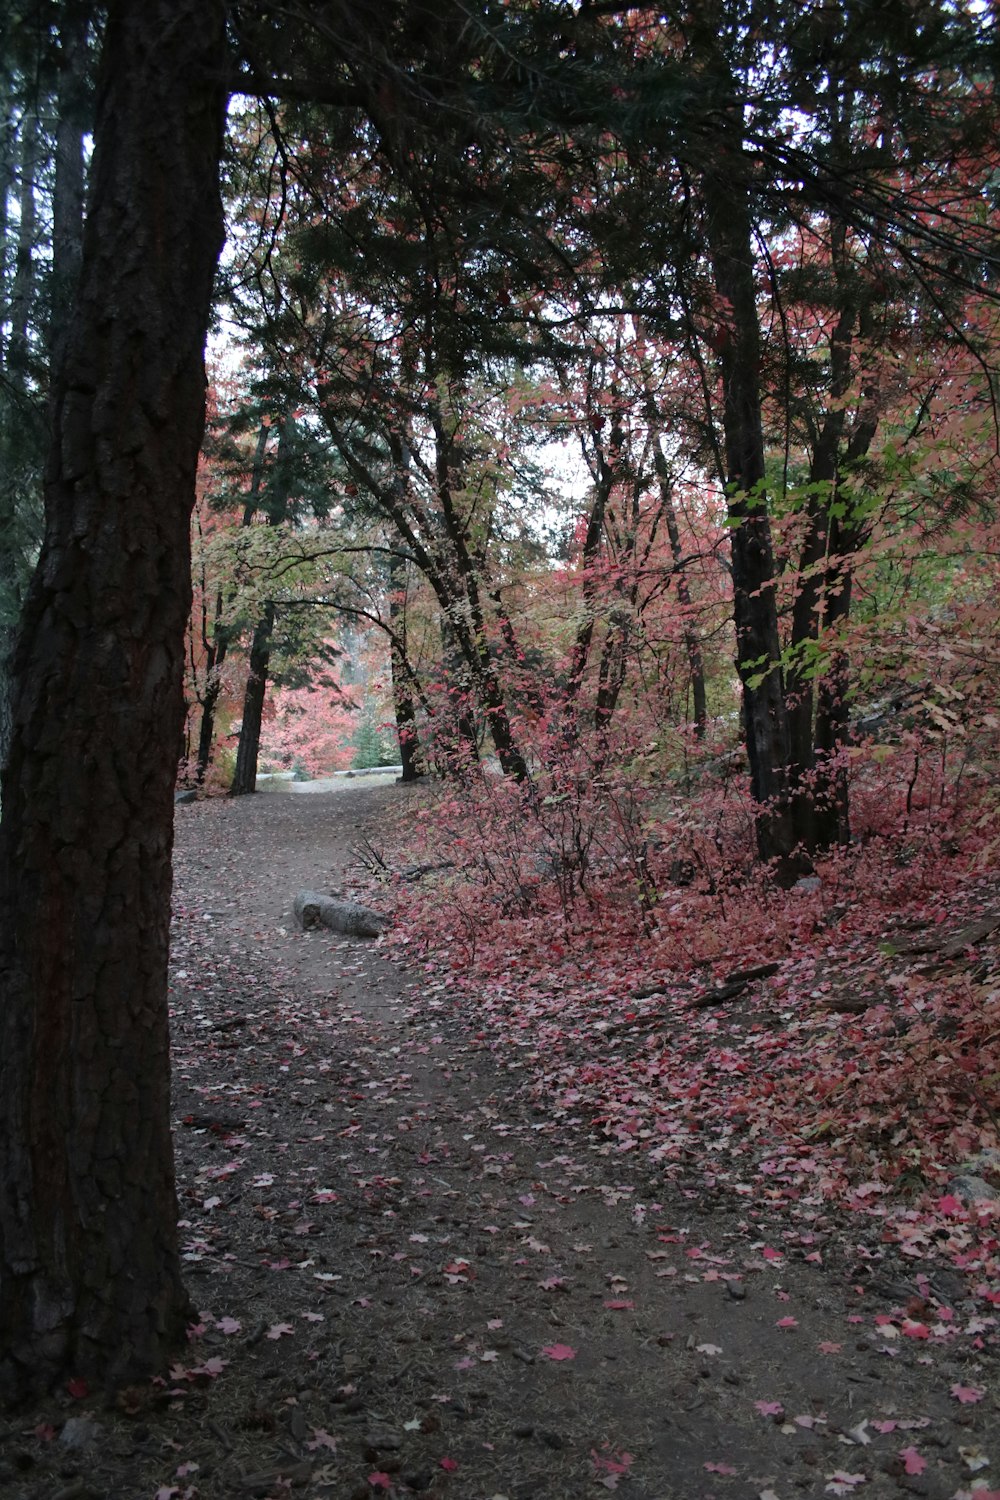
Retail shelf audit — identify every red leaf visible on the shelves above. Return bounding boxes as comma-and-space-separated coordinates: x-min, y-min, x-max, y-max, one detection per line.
541, 1342, 577, 1360
899, 1447, 926, 1476
439, 1455, 459, 1471
950, 1382, 985, 1403
66, 1378, 88, 1399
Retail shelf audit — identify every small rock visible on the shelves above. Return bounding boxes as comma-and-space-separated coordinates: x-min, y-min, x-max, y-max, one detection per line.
726, 1280, 746, 1301
58, 1419, 101, 1451
964, 1147, 1000, 1175
363, 1428, 402, 1451
948, 1174, 997, 1203
793, 876, 822, 893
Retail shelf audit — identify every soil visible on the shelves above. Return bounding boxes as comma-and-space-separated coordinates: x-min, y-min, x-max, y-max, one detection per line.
1, 781, 997, 1500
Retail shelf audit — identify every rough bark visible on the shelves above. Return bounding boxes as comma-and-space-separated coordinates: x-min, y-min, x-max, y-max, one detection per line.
195, 424, 271, 782
230, 602, 275, 796
293, 891, 392, 938
4, 109, 38, 379
48, 3, 91, 372
0, 74, 22, 364
387, 553, 425, 781
0, 0, 226, 1398
701, 151, 805, 877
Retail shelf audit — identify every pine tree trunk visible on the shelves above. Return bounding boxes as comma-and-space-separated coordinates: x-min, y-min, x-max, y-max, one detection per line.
5, 110, 38, 379
195, 607, 229, 783
0, 0, 226, 1398
47, 2, 90, 373
700, 133, 806, 880
230, 604, 275, 796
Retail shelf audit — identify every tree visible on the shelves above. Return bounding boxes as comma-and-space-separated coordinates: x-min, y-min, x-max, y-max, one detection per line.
0, 2, 96, 772
0, 0, 226, 1396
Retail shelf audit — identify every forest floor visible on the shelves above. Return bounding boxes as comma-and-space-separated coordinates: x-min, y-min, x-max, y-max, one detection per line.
3, 780, 999, 1500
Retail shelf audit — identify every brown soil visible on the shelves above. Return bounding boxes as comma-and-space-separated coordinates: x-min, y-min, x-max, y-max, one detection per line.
1, 782, 997, 1500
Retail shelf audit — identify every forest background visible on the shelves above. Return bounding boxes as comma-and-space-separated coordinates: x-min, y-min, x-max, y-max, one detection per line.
1, 0, 1000, 1398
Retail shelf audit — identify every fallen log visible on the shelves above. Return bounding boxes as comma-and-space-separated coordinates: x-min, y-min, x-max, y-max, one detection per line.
293, 890, 392, 938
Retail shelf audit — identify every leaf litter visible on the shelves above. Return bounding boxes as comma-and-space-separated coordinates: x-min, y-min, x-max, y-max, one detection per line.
2, 782, 998, 1500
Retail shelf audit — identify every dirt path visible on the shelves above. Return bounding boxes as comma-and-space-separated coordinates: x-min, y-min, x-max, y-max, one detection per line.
3, 784, 997, 1500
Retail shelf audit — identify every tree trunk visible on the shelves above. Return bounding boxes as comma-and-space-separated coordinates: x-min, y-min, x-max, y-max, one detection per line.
0, 72, 21, 364
195, 596, 229, 783
388, 554, 425, 780
643, 402, 708, 738
194, 423, 271, 780
438, 614, 480, 771
230, 603, 275, 796
47, 2, 91, 373
0, 0, 226, 1399
700, 137, 806, 880
811, 520, 859, 848
4, 109, 38, 380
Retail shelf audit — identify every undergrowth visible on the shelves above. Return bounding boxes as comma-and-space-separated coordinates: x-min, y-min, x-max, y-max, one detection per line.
373, 747, 1000, 1298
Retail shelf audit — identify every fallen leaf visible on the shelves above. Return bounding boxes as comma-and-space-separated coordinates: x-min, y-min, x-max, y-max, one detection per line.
959, 1446, 991, 1473
951, 1383, 986, 1404
825, 1473, 866, 1496
899, 1447, 926, 1475
540, 1343, 577, 1361
265, 1323, 294, 1341
775, 1317, 798, 1329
